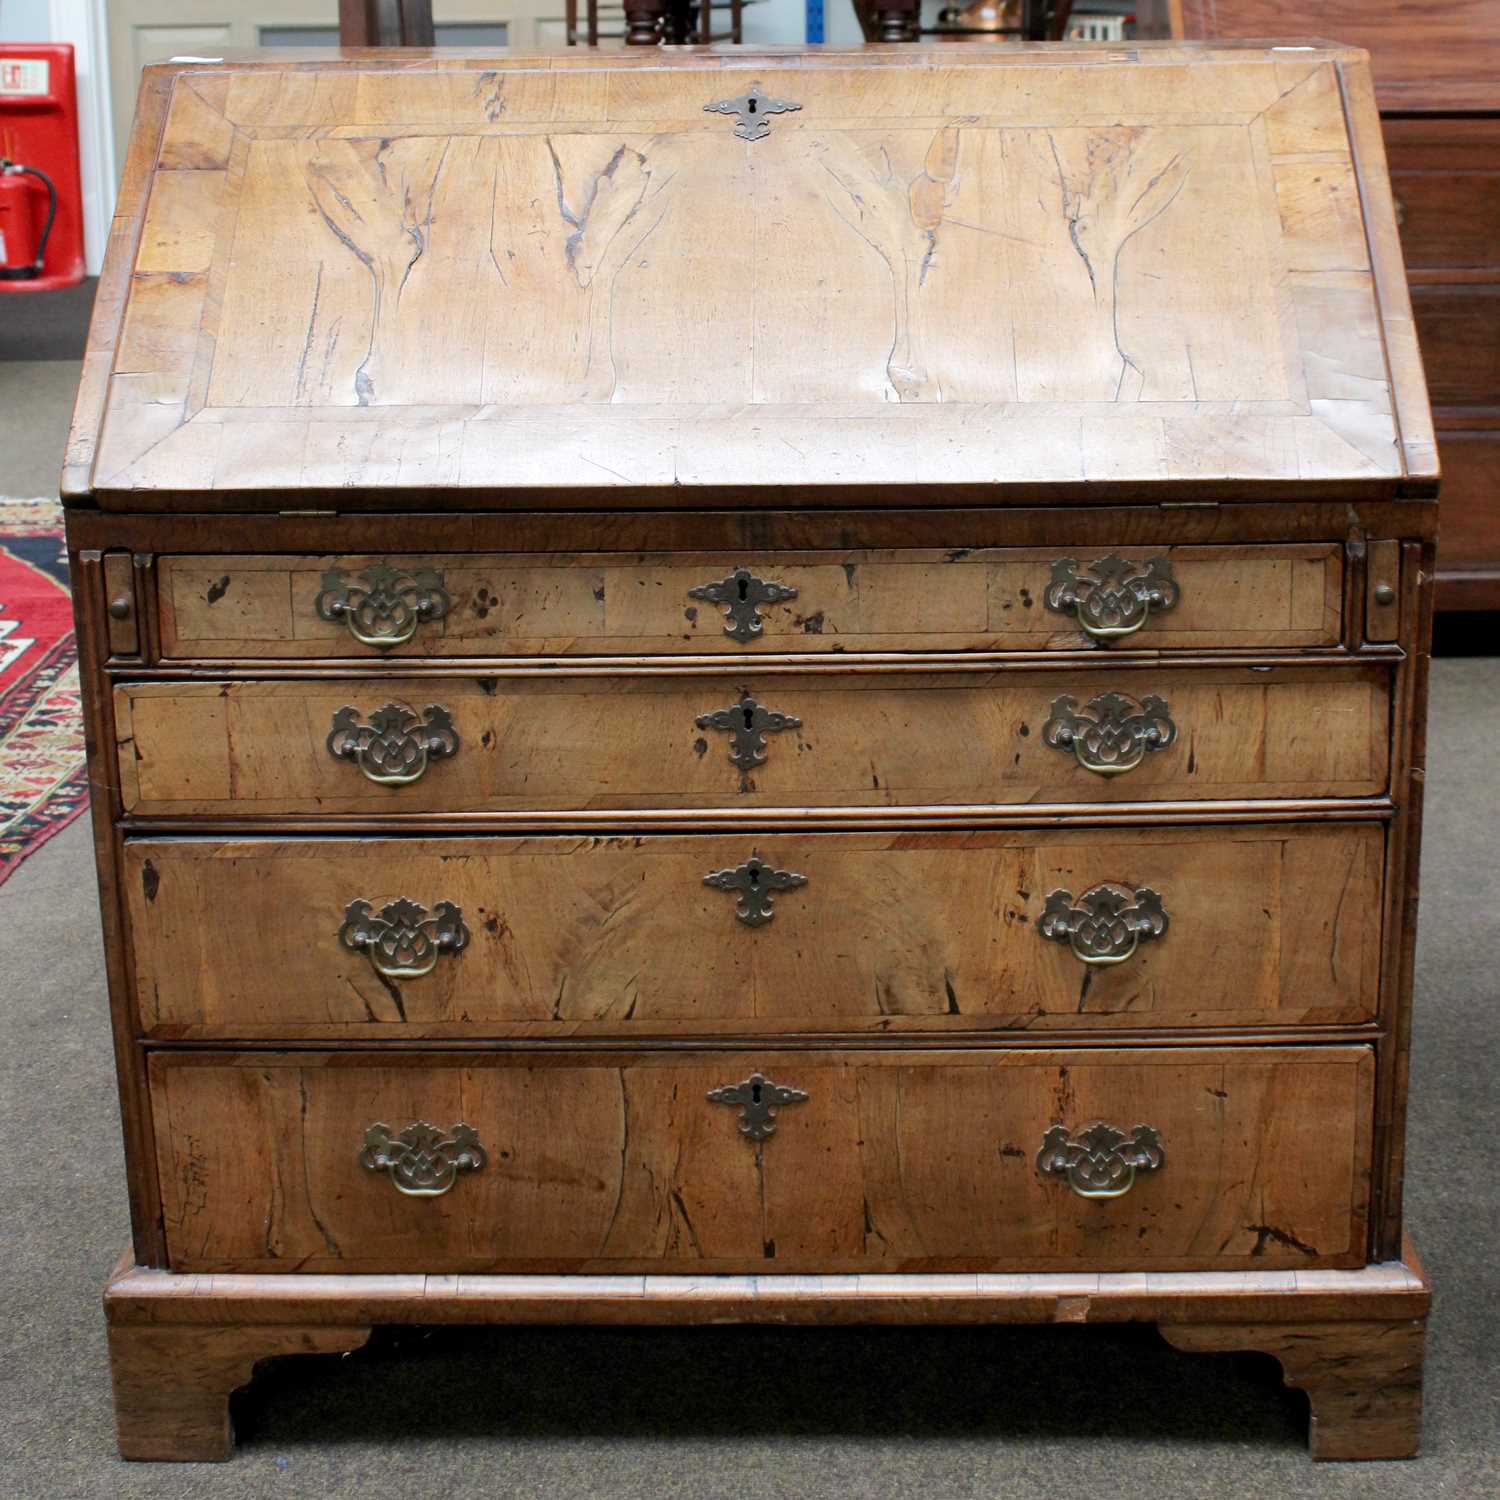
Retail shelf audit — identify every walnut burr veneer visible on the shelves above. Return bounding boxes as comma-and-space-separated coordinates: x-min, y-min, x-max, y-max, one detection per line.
70, 43, 1435, 1462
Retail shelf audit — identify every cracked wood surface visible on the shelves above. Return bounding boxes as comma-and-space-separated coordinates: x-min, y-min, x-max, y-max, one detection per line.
110, 665, 1390, 816
123, 825, 1384, 1039
146, 1045, 1374, 1274
156, 544, 1344, 658
76, 44, 1428, 506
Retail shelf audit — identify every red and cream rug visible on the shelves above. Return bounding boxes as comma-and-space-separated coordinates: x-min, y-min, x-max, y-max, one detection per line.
0, 499, 87, 888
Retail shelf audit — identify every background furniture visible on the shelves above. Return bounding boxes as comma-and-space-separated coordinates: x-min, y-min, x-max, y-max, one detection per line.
1155, 1, 1499, 613
853, 0, 1070, 44
337, 0, 744, 46
338, 0, 436, 44
70, 42, 1434, 1463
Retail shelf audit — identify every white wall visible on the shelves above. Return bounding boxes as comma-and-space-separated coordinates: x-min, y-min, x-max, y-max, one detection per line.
47, 0, 114, 274
0, 0, 52, 42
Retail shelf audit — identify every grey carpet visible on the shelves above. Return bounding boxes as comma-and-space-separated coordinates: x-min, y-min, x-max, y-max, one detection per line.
0, 355, 1495, 1496
0, 360, 88, 496
0, 278, 97, 362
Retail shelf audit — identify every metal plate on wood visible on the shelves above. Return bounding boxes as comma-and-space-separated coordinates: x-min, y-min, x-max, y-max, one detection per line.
1037, 1122, 1164, 1199
703, 83, 802, 141
703, 852, 807, 927
706, 1073, 809, 1141
696, 693, 802, 770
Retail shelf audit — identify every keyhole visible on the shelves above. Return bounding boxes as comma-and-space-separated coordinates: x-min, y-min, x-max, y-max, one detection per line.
737, 575, 750, 601
751, 1081, 763, 1103
747, 862, 761, 887
743, 704, 755, 730
747, 97, 758, 115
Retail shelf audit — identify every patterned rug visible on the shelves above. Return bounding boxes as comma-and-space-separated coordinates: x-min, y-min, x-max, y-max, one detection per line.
0, 499, 87, 888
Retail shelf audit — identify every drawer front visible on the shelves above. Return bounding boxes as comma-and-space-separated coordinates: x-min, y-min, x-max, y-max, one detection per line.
1385, 117, 1500, 270
1412, 285, 1500, 408
155, 546, 1345, 659
113, 666, 1390, 817
1433, 431, 1500, 587
149, 1046, 1375, 1274
1393, 173, 1500, 270
125, 826, 1384, 1039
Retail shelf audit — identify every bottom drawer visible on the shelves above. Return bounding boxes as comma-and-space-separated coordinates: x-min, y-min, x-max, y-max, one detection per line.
150, 1047, 1374, 1275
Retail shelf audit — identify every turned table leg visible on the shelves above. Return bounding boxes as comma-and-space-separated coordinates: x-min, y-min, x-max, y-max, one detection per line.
623, 0, 664, 43
107, 1323, 371, 1461
1161, 1318, 1426, 1461
869, 0, 920, 41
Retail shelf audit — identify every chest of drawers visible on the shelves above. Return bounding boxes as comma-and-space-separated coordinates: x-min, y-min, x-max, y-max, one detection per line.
70, 43, 1435, 1463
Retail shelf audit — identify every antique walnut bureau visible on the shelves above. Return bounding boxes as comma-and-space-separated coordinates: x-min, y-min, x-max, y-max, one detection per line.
69, 42, 1437, 1462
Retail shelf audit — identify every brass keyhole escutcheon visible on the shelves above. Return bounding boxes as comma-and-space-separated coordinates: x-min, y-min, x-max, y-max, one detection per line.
704, 852, 807, 927
688, 567, 798, 643
707, 1072, 809, 1141
702, 84, 802, 142
696, 693, 800, 771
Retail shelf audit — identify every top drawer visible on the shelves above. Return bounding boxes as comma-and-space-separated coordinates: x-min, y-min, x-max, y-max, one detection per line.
156, 545, 1345, 660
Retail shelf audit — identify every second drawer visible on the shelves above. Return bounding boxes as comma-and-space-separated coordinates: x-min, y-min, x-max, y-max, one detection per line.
113, 664, 1391, 816
125, 824, 1384, 1038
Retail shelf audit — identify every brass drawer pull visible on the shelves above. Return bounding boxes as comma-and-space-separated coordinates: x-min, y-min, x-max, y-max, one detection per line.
1044, 553, 1179, 642
707, 1073, 809, 1141
1043, 690, 1176, 776
704, 851, 807, 927
315, 561, 451, 649
361, 1121, 486, 1197
1037, 1122, 1164, 1200
339, 897, 469, 979
688, 566, 798, 643
327, 702, 459, 785
1039, 881, 1168, 966
696, 692, 801, 769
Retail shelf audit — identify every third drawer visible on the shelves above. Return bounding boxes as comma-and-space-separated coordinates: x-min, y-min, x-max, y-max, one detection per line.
124, 824, 1385, 1039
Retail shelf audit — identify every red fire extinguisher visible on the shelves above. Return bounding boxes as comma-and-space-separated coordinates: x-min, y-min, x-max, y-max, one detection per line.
0, 157, 57, 281
0, 45, 85, 291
